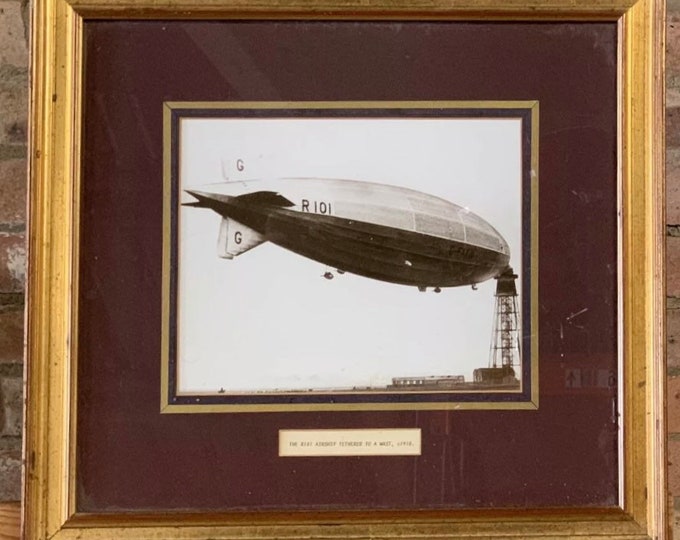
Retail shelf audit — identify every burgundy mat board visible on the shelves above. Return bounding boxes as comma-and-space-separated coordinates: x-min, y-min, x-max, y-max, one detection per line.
78, 21, 618, 512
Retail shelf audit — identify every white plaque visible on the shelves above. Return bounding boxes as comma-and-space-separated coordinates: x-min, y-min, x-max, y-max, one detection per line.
279, 428, 421, 457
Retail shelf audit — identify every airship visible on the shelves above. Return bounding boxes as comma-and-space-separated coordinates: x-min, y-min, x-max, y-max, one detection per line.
183, 177, 511, 292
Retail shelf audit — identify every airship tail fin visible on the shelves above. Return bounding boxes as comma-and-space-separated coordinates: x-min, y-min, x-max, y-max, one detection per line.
217, 217, 266, 259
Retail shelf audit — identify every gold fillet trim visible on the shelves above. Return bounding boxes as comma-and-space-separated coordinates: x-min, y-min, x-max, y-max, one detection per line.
162, 100, 540, 413
163, 400, 540, 413
167, 99, 539, 110
530, 100, 540, 408
160, 103, 174, 413
67, 8, 84, 519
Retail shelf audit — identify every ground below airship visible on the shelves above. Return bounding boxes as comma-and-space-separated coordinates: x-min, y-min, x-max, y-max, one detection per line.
183, 177, 511, 290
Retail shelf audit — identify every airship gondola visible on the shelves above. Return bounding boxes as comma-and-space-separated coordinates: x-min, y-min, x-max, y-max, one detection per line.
183, 177, 511, 289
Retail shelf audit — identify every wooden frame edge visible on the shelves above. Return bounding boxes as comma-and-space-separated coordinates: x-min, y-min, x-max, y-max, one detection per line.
0, 502, 21, 540
25, 0, 82, 537
620, 0, 666, 533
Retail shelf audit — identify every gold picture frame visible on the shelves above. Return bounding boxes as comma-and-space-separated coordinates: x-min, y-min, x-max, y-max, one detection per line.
25, 0, 665, 538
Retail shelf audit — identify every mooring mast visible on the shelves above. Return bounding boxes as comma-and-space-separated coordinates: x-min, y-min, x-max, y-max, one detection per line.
489, 267, 521, 371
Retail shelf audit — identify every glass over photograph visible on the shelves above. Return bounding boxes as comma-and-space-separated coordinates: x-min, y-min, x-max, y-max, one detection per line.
163, 102, 538, 410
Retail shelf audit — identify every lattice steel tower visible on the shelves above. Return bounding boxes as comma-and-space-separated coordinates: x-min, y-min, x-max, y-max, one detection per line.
489, 267, 521, 370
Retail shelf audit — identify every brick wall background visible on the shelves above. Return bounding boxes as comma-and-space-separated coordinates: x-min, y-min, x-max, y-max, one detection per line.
0, 0, 675, 535
0, 0, 27, 503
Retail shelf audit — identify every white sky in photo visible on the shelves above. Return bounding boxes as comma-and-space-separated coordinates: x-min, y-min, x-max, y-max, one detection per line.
177, 116, 522, 393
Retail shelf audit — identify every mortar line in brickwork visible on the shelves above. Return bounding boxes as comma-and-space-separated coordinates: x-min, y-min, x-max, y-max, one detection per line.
0, 293, 23, 302
0, 365, 22, 378
0, 224, 25, 234
0, 145, 26, 160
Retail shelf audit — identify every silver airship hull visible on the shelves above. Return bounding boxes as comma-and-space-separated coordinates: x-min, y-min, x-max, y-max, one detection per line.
184, 177, 511, 289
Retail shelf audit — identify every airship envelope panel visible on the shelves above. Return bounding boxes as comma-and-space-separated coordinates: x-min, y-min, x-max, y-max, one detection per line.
185, 177, 511, 289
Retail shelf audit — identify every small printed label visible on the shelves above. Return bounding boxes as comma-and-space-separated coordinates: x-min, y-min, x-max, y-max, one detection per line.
279, 428, 421, 457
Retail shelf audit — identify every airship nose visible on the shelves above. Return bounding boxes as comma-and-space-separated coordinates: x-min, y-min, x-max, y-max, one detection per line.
459, 207, 511, 259
497, 231, 510, 256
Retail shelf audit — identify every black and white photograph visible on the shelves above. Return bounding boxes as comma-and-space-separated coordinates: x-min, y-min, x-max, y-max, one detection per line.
166, 103, 536, 405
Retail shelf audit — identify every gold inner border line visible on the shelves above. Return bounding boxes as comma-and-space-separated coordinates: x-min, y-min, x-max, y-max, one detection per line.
161, 100, 540, 413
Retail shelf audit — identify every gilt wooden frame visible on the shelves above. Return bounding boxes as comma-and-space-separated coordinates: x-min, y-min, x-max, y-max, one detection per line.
25, 0, 665, 538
